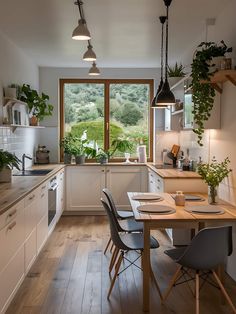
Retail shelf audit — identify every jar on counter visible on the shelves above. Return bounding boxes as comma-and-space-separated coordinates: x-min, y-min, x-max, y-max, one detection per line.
175, 191, 185, 206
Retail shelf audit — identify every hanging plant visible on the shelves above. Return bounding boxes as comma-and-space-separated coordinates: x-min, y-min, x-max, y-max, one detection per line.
191, 41, 232, 146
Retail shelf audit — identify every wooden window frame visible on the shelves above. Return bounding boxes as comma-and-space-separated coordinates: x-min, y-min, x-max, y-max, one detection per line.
59, 78, 154, 162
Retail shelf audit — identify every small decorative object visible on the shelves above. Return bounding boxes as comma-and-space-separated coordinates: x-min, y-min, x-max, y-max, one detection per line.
168, 62, 186, 86
0, 150, 21, 183
197, 157, 232, 204
4, 87, 17, 99
191, 41, 232, 146
175, 191, 185, 206
225, 58, 232, 70
124, 153, 131, 163
20, 84, 53, 125
36, 145, 50, 164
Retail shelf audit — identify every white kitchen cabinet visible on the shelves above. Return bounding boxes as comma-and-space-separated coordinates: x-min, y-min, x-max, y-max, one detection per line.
36, 182, 48, 254
56, 168, 65, 218
66, 166, 106, 212
65, 165, 147, 212
24, 190, 38, 272
106, 166, 147, 210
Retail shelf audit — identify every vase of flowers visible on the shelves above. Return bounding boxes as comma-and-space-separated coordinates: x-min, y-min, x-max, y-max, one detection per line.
197, 157, 232, 204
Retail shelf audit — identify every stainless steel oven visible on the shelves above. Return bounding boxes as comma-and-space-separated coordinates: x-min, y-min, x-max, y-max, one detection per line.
48, 176, 58, 227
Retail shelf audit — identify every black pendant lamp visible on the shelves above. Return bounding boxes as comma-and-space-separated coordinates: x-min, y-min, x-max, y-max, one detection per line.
156, 0, 175, 106
151, 15, 167, 108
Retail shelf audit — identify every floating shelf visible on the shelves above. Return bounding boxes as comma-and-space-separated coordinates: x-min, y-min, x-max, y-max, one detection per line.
202, 69, 236, 94
0, 124, 45, 132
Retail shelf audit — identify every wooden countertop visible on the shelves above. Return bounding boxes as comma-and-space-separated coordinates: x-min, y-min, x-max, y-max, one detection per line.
147, 164, 202, 179
0, 164, 65, 215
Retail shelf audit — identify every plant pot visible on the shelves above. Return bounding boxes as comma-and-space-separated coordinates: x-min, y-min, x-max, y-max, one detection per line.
168, 77, 183, 87
30, 116, 39, 126
64, 153, 72, 164
0, 168, 12, 183
75, 155, 86, 165
208, 185, 219, 204
98, 157, 108, 164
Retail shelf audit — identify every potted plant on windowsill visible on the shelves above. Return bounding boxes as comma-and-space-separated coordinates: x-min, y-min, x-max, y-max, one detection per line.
191, 41, 232, 146
60, 134, 76, 164
197, 157, 232, 204
20, 84, 53, 126
0, 150, 21, 183
71, 139, 96, 165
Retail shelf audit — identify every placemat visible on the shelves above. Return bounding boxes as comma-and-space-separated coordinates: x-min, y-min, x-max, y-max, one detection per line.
132, 194, 163, 201
171, 194, 205, 201
137, 204, 176, 214
185, 205, 225, 215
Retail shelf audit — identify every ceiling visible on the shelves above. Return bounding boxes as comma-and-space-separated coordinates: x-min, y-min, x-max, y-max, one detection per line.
0, 0, 231, 68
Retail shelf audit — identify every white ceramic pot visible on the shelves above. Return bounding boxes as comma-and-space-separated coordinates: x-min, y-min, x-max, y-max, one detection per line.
4, 87, 17, 98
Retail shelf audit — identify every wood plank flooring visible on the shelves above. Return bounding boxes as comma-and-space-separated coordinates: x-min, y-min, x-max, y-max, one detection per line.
7, 216, 236, 314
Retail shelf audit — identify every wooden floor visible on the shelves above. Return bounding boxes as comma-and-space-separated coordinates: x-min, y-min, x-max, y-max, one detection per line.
7, 216, 236, 314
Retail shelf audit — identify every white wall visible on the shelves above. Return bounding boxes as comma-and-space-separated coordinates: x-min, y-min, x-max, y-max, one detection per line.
39, 67, 161, 162
0, 30, 39, 167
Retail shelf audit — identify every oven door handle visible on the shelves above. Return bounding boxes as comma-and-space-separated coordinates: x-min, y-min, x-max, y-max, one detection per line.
49, 183, 58, 191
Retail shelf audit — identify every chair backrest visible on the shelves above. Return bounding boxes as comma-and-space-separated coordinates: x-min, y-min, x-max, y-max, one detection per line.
101, 198, 128, 251
102, 188, 119, 218
177, 226, 232, 270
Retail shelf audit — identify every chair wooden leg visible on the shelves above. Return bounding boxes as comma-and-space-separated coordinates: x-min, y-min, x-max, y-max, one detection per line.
109, 247, 119, 273
107, 253, 123, 299
195, 271, 200, 314
110, 243, 114, 253
163, 265, 182, 302
212, 270, 236, 313
104, 237, 112, 255
150, 267, 163, 301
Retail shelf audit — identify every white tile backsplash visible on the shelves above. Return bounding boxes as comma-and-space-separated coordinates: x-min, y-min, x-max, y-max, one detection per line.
0, 126, 40, 170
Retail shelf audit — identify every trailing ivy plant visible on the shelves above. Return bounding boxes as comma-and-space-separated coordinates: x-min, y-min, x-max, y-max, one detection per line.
191, 41, 232, 146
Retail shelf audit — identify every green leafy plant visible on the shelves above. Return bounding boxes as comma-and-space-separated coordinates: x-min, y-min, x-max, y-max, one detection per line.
20, 84, 53, 121
197, 157, 232, 187
60, 134, 96, 158
0, 150, 21, 170
60, 134, 77, 155
168, 62, 186, 77
191, 41, 232, 146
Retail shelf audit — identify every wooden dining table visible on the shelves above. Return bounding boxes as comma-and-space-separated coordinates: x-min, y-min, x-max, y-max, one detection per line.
127, 192, 236, 312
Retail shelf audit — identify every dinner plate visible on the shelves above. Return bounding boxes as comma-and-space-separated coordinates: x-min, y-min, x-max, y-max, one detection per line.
132, 194, 163, 201
185, 205, 225, 214
171, 194, 205, 201
137, 204, 176, 214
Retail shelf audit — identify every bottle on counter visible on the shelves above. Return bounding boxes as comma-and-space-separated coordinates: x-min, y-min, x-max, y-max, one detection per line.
175, 191, 185, 206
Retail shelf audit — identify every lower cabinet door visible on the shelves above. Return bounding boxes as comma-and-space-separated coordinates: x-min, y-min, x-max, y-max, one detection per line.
0, 246, 24, 313
25, 228, 37, 273
37, 214, 48, 254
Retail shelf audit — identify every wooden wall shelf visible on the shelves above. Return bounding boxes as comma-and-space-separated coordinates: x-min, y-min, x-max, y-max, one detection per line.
0, 124, 45, 132
208, 70, 236, 94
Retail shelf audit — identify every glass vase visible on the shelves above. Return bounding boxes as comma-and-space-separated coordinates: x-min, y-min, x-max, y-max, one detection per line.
208, 185, 219, 204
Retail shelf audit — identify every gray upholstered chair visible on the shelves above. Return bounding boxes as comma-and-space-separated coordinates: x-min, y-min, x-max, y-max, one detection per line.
102, 188, 143, 255
101, 198, 162, 300
163, 226, 236, 314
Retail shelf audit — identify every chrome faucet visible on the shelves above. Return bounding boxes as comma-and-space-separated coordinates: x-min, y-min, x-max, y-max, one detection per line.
22, 154, 32, 172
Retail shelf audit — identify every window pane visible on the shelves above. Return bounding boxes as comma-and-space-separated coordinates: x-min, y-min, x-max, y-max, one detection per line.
64, 83, 104, 148
109, 83, 150, 158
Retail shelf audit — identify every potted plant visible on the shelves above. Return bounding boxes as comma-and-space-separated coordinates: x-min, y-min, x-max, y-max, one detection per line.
20, 84, 53, 126
0, 150, 21, 182
197, 157, 232, 204
168, 62, 186, 86
96, 149, 110, 164
191, 41, 232, 146
60, 134, 76, 164
71, 138, 96, 164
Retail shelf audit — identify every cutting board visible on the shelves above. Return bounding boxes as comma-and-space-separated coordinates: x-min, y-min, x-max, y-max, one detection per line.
171, 144, 180, 157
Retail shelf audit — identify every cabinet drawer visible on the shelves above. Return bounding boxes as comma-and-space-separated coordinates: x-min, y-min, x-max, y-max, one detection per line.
0, 199, 24, 231
0, 208, 25, 272
25, 228, 37, 273
0, 246, 24, 313
37, 214, 48, 254
24, 189, 39, 208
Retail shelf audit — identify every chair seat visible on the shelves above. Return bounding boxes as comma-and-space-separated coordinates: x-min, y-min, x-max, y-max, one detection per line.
117, 209, 134, 219
121, 233, 159, 251
164, 247, 187, 262
119, 218, 143, 232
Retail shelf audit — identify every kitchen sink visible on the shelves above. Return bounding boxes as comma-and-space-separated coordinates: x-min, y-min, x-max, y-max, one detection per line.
152, 164, 173, 169
13, 169, 53, 176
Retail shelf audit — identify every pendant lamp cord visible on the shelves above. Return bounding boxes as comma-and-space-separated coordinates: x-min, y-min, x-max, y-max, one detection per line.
161, 21, 164, 80
165, 5, 169, 80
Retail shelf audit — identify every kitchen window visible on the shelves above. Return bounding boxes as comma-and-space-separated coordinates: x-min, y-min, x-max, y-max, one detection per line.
59, 79, 154, 161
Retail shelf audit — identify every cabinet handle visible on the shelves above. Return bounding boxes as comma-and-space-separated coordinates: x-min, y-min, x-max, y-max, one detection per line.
157, 179, 160, 183
8, 209, 17, 218
7, 221, 16, 231
106, 169, 110, 173
150, 181, 153, 184
101, 169, 105, 172
29, 194, 35, 201
157, 187, 160, 190
41, 185, 46, 190
41, 193, 45, 198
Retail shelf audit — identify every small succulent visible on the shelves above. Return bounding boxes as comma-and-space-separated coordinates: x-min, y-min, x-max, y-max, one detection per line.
168, 62, 186, 77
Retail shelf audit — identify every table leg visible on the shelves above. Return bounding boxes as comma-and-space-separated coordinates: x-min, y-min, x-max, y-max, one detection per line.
142, 223, 151, 312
